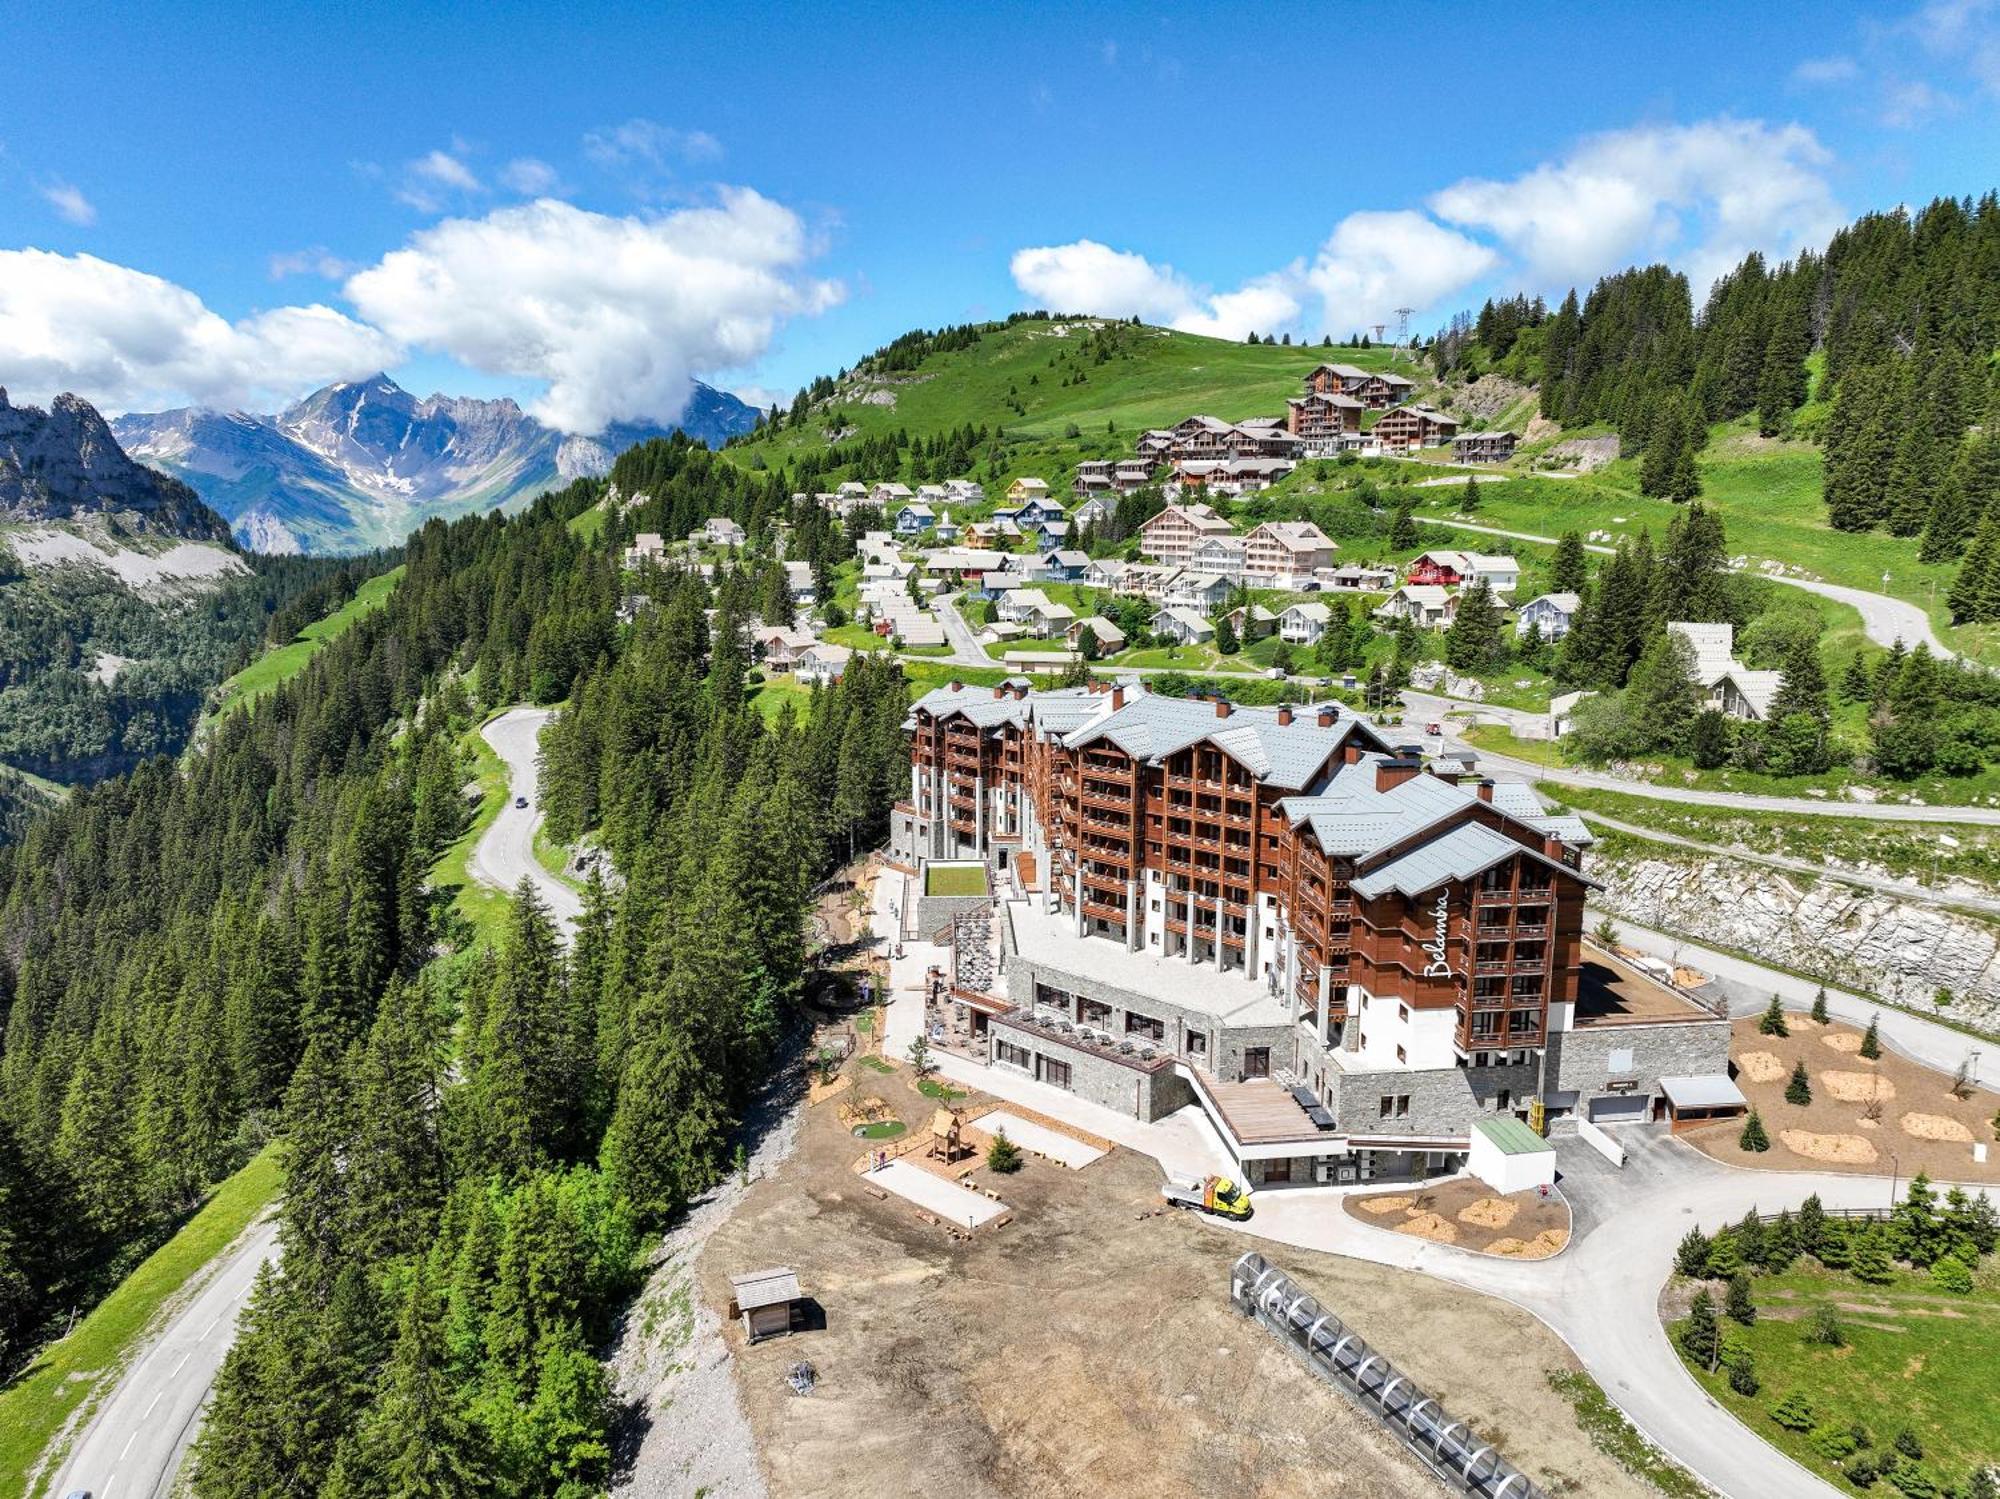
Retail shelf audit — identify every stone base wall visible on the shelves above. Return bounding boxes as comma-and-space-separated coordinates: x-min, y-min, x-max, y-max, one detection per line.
1546, 1015, 1729, 1116
914, 892, 990, 937
1325, 1060, 1540, 1140
987, 1026, 1189, 1121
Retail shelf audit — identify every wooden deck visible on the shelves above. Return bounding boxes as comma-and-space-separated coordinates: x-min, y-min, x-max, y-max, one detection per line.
1206, 1078, 1332, 1146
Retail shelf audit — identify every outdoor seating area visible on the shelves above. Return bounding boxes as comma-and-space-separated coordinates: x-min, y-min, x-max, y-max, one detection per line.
1006, 1009, 1173, 1069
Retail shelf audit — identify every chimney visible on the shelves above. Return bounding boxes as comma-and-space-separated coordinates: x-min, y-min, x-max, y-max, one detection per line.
1111, 686, 1126, 709
1214, 697, 1233, 719
1013, 683, 1029, 700
1276, 704, 1293, 726
948, 679, 963, 693
993, 685, 1007, 699
1476, 779, 1494, 803
1375, 758, 1421, 792
1316, 706, 1337, 728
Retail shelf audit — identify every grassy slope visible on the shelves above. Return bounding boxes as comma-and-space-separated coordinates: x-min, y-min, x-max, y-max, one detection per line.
0, 1148, 281, 1499
1670, 1258, 2000, 1491
433, 715, 513, 953
726, 319, 1419, 495
209, 565, 406, 719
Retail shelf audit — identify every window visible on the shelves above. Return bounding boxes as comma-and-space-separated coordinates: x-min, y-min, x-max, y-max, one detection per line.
1242, 1047, 1271, 1080
1397, 1004, 1410, 1023
1510, 974, 1544, 999
1125, 1012, 1165, 1042
1517, 906, 1549, 929
1186, 1031, 1208, 1058
1377, 1093, 1411, 1119
1396, 1094, 1411, 1118
1395, 1045, 1407, 1064
996, 1040, 1032, 1070
1039, 1057, 1073, 1090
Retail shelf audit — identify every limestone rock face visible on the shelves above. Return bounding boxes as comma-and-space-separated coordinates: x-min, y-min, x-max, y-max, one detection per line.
1593, 851, 2000, 1028
0, 388, 232, 542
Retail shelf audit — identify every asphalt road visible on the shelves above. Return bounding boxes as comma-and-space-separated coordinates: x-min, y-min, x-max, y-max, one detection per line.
1421, 513, 1955, 658
468, 707, 582, 939
48, 1216, 280, 1499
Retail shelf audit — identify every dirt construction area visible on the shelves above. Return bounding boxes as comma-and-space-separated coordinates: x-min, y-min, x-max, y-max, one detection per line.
1687, 1015, 2000, 1182
701, 1047, 1660, 1499
1345, 1177, 1571, 1258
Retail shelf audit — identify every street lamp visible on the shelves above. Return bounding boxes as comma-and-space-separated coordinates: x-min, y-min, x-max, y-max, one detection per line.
1888, 1150, 1901, 1211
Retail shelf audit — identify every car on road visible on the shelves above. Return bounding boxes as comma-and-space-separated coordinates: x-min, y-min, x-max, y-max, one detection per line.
514, 796, 528, 809
1425, 722, 1443, 736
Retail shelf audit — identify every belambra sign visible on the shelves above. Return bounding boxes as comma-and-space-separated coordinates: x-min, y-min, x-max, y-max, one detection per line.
1421, 889, 1453, 977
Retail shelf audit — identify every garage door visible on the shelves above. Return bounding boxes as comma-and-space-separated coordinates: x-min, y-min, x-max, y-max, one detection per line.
1588, 1093, 1650, 1124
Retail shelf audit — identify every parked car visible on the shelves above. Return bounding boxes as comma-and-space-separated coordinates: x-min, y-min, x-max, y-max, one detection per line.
514, 795, 528, 809
1424, 722, 1443, 736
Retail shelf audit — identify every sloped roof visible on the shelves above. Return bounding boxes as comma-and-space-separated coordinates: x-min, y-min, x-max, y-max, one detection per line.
1062, 694, 1376, 790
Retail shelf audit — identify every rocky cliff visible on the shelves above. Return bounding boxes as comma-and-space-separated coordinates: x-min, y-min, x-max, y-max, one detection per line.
1592, 848, 2000, 1032
0, 388, 234, 542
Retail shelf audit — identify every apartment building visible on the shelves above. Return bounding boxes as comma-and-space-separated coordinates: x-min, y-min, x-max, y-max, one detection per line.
892, 683, 1733, 1185
1138, 502, 1235, 566
1243, 520, 1337, 587
1285, 390, 1365, 450
1374, 404, 1461, 451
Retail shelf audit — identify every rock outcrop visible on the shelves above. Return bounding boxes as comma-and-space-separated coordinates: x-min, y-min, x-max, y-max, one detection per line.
0, 388, 233, 542
1593, 850, 2000, 1031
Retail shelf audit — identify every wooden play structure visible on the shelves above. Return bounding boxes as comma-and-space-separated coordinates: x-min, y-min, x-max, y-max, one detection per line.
927, 1106, 970, 1165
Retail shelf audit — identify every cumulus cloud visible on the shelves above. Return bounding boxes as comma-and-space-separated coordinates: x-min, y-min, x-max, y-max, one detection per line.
1304, 211, 1497, 335
268, 246, 359, 281
39, 181, 96, 226
583, 119, 723, 169
344, 190, 841, 434
500, 156, 559, 194
1429, 118, 1844, 293
396, 148, 483, 212
1008, 240, 1299, 339
0, 248, 401, 413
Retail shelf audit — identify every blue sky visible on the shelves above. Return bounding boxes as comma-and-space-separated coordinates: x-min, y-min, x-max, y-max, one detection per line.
2, 0, 1996, 431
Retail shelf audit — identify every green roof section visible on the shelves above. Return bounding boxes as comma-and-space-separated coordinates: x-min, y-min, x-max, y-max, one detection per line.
1475, 1115, 1554, 1156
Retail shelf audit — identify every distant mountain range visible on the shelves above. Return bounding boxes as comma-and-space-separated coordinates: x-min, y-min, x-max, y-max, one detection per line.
1, 387, 233, 543
113, 374, 759, 554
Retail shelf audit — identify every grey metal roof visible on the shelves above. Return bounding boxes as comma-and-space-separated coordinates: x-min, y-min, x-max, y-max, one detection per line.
1659, 1075, 1747, 1110
1058, 693, 1379, 790
730, 1267, 801, 1310
1349, 820, 1525, 898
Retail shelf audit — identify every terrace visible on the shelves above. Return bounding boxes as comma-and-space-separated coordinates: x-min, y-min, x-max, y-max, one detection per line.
1573, 945, 1723, 1028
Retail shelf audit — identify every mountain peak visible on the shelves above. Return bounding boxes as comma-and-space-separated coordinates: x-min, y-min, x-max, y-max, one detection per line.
0, 391, 233, 542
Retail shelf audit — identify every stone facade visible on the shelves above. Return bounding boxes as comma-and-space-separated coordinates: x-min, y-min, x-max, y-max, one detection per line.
987, 1020, 1194, 1121
1545, 1015, 1729, 1117
1322, 1058, 1542, 1140
914, 891, 989, 939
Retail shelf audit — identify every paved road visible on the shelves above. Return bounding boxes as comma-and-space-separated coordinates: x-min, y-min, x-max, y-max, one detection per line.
469, 707, 582, 939
48, 1216, 281, 1499
868, 872, 1996, 1499
1421, 514, 1954, 658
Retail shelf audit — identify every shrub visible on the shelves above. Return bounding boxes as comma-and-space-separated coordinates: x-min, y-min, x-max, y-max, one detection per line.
1851, 1225, 1896, 1285
1813, 1425, 1860, 1462
1723, 1335, 1759, 1396
1930, 1255, 1974, 1295
1888, 1461, 1939, 1499
1759, 994, 1790, 1037
986, 1129, 1024, 1174
1846, 1450, 1883, 1487
1770, 1391, 1819, 1431
1894, 1429, 1925, 1461
1739, 1108, 1771, 1153
1804, 1304, 1845, 1347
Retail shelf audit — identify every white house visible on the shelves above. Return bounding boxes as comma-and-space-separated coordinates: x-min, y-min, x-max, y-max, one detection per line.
1242, 520, 1337, 588
1278, 602, 1333, 645
624, 532, 667, 567
1376, 584, 1454, 630
1066, 616, 1128, 653
796, 642, 854, 685
1549, 689, 1595, 738
873, 481, 915, 507
1225, 603, 1278, 641
698, 516, 746, 548
995, 588, 1055, 626
782, 561, 817, 602
1150, 607, 1216, 645
1667, 621, 1738, 686
1186, 535, 1248, 580
1712, 666, 1785, 721
1164, 572, 1233, 611
1515, 592, 1581, 641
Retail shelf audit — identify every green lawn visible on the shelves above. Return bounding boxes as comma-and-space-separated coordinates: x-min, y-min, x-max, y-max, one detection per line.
854, 1120, 907, 1140
209, 566, 405, 719
1671, 1257, 2000, 1492
0, 1148, 282, 1499
860, 1055, 896, 1074
924, 864, 989, 897
749, 675, 816, 723
917, 1078, 967, 1102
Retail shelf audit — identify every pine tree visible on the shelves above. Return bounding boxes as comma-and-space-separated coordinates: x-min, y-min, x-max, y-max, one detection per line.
1739, 1108, 1770, 1152
1389, 501, 1418, 550
987, 1129, 1024, 1174
1551, 531, 1589, 593
1675, 1226, 1711, 1278
1459, 474, 1481, 513
1850, 1222, 1895, 1285
1811, 988, 1830, 1025
1679, 1288, 1720, 1366
1444, 580, 1506, 672
1759, 994, 1789, 1037
1786, 1060, 1812, 1106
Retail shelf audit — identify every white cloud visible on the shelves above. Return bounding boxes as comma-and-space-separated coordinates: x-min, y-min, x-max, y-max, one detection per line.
500, 156, 559, 194
1008, 240, 1300, 339
1429, 118, 1843, 293
583, 119, 723, 169
395, 148, 483, 212
0, 248, 401, 413
344, 190, 841, 434
1304, 211, 1497, 335
39, 181, 96, 226
268, 246, 359, 281
1792, 54, 1860, 84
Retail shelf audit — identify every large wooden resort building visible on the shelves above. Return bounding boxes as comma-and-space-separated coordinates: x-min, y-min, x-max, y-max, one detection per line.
892, 682, 1736, 1186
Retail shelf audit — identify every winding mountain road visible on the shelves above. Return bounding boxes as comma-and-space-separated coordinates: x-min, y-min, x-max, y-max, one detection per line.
46, 1217, 281, 1499
469, 707, 582, 939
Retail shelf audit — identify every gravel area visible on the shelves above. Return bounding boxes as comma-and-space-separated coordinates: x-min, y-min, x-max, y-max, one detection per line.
608, 1060, 806, 1498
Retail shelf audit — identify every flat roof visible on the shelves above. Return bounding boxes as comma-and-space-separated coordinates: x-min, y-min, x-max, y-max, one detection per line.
1573, 949, 1716, 1027
729, 1268, 801, 1310
1659, 1075, 1747, 1110
1475, 1115, 1553, 1156
1004, 898, 1291, 1028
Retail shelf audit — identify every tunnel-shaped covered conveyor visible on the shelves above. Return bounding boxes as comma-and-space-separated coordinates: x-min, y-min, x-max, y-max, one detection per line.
1230, 1252, 1545, 1499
